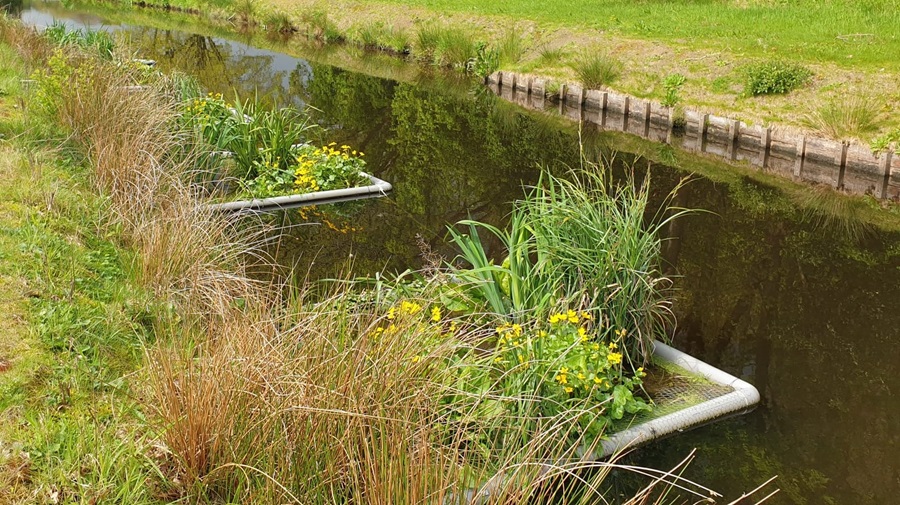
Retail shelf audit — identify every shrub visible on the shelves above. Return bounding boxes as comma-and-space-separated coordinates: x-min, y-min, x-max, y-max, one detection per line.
744, 60, 812, 96
572, 53, 620, 89
448, 169, 689, 367
413, 24, 476, 67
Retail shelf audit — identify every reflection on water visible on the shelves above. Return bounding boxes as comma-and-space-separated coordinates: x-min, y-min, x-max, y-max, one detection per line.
18, 3, 900, 503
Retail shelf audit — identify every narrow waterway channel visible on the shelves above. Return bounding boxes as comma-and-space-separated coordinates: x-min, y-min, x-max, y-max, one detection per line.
16, 2, 900, 503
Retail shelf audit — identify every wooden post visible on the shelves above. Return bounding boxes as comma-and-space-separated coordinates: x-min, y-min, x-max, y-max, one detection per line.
835, 141, 849, 189
622, 96, 631, 131
558, 84, 567, 115
665, 107, 674, 144
727, 119, 740, 161
879, 145, 894, 199
600, 92, 609, 128
699, 113, 709, 152
761, 127, 772, 169
793, 136, 807, 177
526, 76, 533, 95
643, 101, 652, 138
509, 73, 517, 92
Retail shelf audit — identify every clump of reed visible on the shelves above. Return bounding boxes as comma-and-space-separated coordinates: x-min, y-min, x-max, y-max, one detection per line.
572, 52, 621, 89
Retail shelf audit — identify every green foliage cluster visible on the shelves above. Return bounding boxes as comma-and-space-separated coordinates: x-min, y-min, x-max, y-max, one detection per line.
661, 73, 686, 108
179, 92, 367, 198
870, 127, 900, 153
43, 22, 115, 59
744, 60, 812, 96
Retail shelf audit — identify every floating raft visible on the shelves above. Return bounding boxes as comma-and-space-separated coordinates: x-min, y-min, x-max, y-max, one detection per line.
466, 340, 760, 502
205, 172, 392, 213
594, 340, 760, 458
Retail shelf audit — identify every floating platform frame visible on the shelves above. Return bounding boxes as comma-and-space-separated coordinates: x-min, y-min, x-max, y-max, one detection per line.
205, 172, 393, 213
465, 340, 760, 502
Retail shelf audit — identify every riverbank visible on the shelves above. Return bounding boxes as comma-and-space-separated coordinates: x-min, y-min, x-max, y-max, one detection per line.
115, 0, 900, 152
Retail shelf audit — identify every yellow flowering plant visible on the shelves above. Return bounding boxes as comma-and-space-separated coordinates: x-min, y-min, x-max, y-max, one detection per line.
490, 311, 650, 436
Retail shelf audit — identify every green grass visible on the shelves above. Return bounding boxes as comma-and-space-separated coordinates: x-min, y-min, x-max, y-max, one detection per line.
355, 0, 900, 71
0, 135, 165, 503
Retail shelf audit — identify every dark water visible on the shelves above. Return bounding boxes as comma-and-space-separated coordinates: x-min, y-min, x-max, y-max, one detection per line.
18, 3, 900, 503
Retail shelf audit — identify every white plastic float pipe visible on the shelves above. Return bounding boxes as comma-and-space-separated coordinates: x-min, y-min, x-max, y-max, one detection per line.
462, 339, 760, 503
593, 339, 760, 458
205, 172, 392, 213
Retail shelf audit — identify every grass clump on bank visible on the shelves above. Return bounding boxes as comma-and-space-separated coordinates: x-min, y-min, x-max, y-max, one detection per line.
572, 52, 621, 89
805, 97, 883, 141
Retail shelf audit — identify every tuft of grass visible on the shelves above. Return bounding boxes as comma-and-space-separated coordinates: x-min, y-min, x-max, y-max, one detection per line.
497, 29, 526, 67
572, 52, 621, 89
744, 60, 812, 96
352, 21, 410, 53
231, 0, 258, 26
414, 23, 476, 68
804, 97, 883, 141
263, 11, 297, 35
300, 9, 342, 42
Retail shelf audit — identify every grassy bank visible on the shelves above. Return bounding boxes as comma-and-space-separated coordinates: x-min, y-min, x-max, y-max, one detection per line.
98, 0, 900, 150
0, 42, 166, 502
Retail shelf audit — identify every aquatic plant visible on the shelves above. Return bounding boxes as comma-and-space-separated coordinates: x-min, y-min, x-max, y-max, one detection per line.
449, 169, 688, 366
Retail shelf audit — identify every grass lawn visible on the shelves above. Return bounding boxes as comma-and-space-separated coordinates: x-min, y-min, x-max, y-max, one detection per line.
362, 0, 900, 70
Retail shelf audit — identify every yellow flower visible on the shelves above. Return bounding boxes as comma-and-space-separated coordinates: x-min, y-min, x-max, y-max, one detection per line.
616, 328, 627, 338
549, 313, 565, 324
580, 311, 593, 321
400, 300, 422, 315
566, 309, 578, 323
608, 342, 618, 350
578, 327, 588, 342
430, 306, 441, 322
387, 307, 396, 320
411, 355, 420, 363
564, 386, 573, 393
607, 352, 623, 365
577, 372, 586, 380
494, 356, 503, 363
